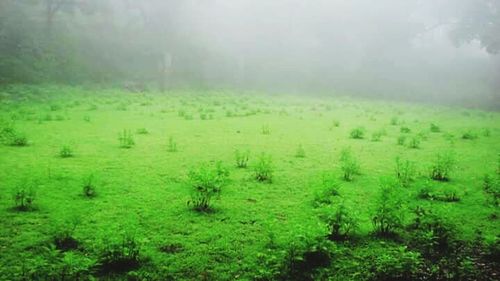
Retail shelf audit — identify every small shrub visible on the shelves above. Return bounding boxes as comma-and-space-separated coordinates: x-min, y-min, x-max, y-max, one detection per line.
12, 180, 37, 211
235, 149, 250, 168
329, 120, 340, 130
118, 129, 135, 148
324, 203, 358, 241
407, 136, 421, 149
371, 130, 385, 142
339, 148, 360, 181
313, 173, 341, 206
390, 116, 399, 125
349, 127, 365, 139
254, 153, 274, 182
369, 246, 423, 281
59, 145, 74, 158
430, 150, 456, 181
483, 174, 499, 206
295, 144, 306, 158
187, 161, 229, 211
8, 132, 28, 146
82, 174, 96, 197
430, 123, 441, 133
53, 217, 80, 251
98, 234, 142, 274
400, 126, 411, 134
167, 136, 177, 152
372, 178, 405, 236
462, 130, 478, 140
395, 157, 416, 187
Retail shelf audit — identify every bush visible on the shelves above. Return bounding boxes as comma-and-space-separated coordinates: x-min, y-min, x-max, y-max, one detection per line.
371, 129, 385, 142
136, 128, 149, 134
98, 233, 142, 274
187, 161, 229, 211
483, 174, 499, 206
349, 127, 365, 139
390, 116, 399, 125
430, 123, 441, 133
372, 178, 405, 236
395, 157, 416, 187
8, 132, 28, 146
339, 148, 360, 181
462, 130, 478, 140
409, 207, 457, 259
369, 246, 423, 281
295, 144, 306, 158
254, 153, 274, 182
407, 136, 421, 149
235, 149, 250, 168
12, 180, 37, 211
82, 174, 96, 197
52, 216, 80, 251
430, 150, 456, 181
313, 173, 341, 206
118, 129, 135, 148
400, 126, 411, 134
167, 136, 178, 152
59, 145, 74, 158
324, 203, 358, 241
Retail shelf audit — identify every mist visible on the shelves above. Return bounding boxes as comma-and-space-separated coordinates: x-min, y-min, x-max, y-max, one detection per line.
1, 0, 499, 107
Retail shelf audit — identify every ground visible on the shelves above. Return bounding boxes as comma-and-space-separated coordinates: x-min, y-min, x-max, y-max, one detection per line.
0, 85, 499, 280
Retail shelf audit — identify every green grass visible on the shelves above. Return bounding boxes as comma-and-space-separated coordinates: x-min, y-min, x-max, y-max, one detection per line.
0, 85, 499, 280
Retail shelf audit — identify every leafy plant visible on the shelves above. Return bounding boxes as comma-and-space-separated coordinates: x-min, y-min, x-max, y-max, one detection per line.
82, 174, 96, 197
483, 174, 499, 206
235, 149, 250, 168
261, 124, 271, 135
136, 128, 149, 134
430, 123, 441, 133
372, 178, 405, 236
313, 173, 341, 206
118, 129, 135, 148
324, 203, 358, 241
349, 127, 365, 139
430, 150, 456, 181
59, 145, 74, 158
12, 180, 37, 211
98, 233, 142, 274
339, 147, 360, 181
400, 126, 411, 134
167, 136, 178, 152
462, 130, 478, 140
407, 136, 421, 149
371, 129, 385, 142
395, 157, 416, 187
397, 135, 406, 146
52, 216, 80, 251
254, 153, 274, 182
187, 161, 229, 211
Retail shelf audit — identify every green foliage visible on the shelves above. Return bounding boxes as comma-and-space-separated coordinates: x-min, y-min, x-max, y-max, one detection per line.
82, 174, 96, 198
397, 135, 406, 146
339, 147, 360, 181
371, 129, 385, 142
400, 126, 411, 134
349, 127, 365, 139
59, 145, 74, 158
136, 128, 149, 135
313, 173, 341, 206
407, 136, 421, 149
430, 150, 456, 181
323, 203, 358, 241
369, 246, 423, 281
372, 178, 405, 236
395, 157, 416, 187
390, 116, 399, 125
261, 124, 271, 135
483, 174, 499, 206
254, 153, 274, 183
118, 129, 135, 148
52, 216, 80, 251
187, 161, 229, 211
12, 179, 37, 211
461, 130, 478, 140
430, 123, 441, 133
235, 149, 250, 168
98, 233, 142, 274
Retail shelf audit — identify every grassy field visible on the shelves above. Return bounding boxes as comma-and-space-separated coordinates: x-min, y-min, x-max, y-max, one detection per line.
0, 85, 499, 280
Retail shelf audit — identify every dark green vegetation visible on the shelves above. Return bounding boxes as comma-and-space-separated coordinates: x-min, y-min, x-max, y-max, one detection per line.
0, 85, 499, 280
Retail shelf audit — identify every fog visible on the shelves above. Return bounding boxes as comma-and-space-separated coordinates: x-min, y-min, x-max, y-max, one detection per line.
0, 0, 499, 107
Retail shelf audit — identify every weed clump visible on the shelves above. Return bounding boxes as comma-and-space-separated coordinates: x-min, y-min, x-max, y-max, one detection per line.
430, 150, 456, 181
235, 149, 250, 168
254, 153, 274, 183
313, 173, 341, 206
430, 123, 441, 133
395, 157, 416, 187
339, 148, 360, 181
295, 144, 306, 158
82, 174, 96, 197
59, 145, 74, 158
372, 178, 405, 237
323, 203, 358, 241
118, 129, 134, 148
52, 217, 80, 251
187, 161, 229, 211
12, 180, 37, 211
261, 124, 271, 135
98, 234, 142, 274
349, 127, 365, 139
167, 136, 177, 152
483, 174, 499, 206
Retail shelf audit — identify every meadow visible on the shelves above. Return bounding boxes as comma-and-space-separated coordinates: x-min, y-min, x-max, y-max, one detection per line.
0, 84, 499, 280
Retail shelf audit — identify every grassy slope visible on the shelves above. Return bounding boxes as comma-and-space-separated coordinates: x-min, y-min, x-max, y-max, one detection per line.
0, 86, 499, 280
